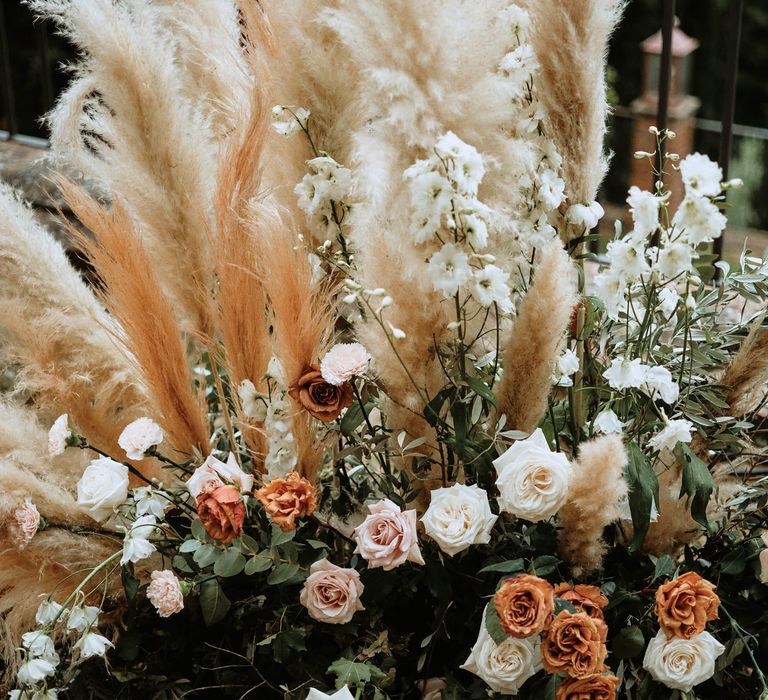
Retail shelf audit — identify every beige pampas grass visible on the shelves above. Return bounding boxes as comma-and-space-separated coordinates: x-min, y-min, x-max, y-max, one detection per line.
721, 315, 768, 416
60, 182, 209, 458
0, 183, 145, 451
558, 434, 628, 576
527, 0, 624, 214
495, 239, 578, 432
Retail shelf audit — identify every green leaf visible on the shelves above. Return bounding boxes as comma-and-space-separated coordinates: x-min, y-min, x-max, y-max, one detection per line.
213, 547, 246, 577
675, 443, 715, 531
191, 519, 207, 541
340, 399, 374, 436
270, 524, 295, 547
484, 603, 508, 645
199, 579, 230, 626
172, 555, 193, 574
244, 555, 272, 575
478, 558, 524, 575
554, 598, 577, 615
544, 673, 562, 700
121, 565, 139, 602
466, 376, 497, 406
612, 625, 645, 659
179, 539, 201, 553
193, 543, 220, 568
653, 554, 676, 582
240, 534, 260, 553
625, 442, 659, 550
327, 658, 386, 690
424, 388, 451, 427
531, 555, 560, 577
267, 563, 300, 585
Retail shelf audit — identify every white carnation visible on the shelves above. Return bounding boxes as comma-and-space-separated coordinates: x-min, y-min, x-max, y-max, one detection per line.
320, 342, 371, 385
47, 414, 70, 457
648, 418, 694, 453
76, 457, 129, 523
118, 417, 164, 460
643, 628, 724, 692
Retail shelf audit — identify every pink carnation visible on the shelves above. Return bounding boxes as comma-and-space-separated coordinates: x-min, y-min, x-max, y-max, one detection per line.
10, 498, 40, 549
146, 570, 184, 618
353, 499, 424, 571
320, 343, 371, 385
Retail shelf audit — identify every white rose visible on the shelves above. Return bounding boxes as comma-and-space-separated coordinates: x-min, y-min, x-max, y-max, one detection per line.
493, 429, 571, 521
421, 484, 497, 556
643, 628, 724, 692
187, 453, 254, 498
461, 616, 541, 694
118, 417, 164, 460
76, 457, 129, 522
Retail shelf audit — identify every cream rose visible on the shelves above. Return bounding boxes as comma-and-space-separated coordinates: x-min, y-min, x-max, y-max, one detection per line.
461, 615, 541, 694
300, 559, 364, 625
147, 570, 185, 618
187, 453, 254, 498
10, 498, 40, 549
76, 457, 129, 522
118, 417, 164, 460
493, 428, 571, 521
421, 484, 497, 556
353, 499, 424, 570
643, 628, 724, 692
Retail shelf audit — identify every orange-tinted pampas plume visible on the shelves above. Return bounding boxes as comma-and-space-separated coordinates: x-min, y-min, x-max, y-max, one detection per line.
721, 315, 768, 416
495, 239, 579, 432
60, 182, 209, 459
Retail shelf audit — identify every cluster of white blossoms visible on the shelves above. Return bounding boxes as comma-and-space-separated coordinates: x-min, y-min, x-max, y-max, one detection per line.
405, 132, 513, 314
270, 104, 310, 138
295, 154, 353, 232
603, 356, 680, 405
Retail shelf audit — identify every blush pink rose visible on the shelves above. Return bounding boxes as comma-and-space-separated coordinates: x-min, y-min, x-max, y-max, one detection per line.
353, 499, 424, 571
300, 559, 364, 624
10, 498, 40, 549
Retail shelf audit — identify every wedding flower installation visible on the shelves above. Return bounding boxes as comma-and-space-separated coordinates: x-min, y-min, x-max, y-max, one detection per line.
0, 1, 767, 699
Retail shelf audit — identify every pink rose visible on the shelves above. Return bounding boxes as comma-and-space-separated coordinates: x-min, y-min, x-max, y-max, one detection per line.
10, 498, 40, 549
300, 559, 364, 625
353, 499, 424, 570
146, 570, 184, 618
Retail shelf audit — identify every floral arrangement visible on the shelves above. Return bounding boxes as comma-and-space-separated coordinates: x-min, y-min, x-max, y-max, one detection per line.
1, 1, 768, 699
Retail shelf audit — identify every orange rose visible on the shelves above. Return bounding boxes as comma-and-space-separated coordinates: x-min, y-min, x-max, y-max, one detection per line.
655, 571, 720, 640
554, 583, 609, 621
556, 674, 620, 700
493, 574, 555, 638
256, 472, 317, 532
288, 365, 354, 422
196, 484, 245, 545
542, 611, 608, 678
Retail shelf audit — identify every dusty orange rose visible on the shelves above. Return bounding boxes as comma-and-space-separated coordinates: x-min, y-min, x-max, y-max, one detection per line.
493, 574, 554, 638
554, 583, 609, 621
541, 610, 608, 678
556, 674, 620, 700
256, 472, 317, 532
288, 365, 353, 422
196, 484, 245, 544
655, 572, 720, 640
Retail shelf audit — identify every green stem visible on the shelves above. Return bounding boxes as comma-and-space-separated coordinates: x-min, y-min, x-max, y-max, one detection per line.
79, 443, 154, 486
722, 604, 768, 692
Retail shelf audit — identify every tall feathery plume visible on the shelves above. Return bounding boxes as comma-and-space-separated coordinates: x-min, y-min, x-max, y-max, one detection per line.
558, 434, 628, 576
526, 0, 624, 221
495, 239, 578, 432
33, 0, 219, 339
59, 181, 210, 458
0, 183, 145, 451
721, 315, 768, 416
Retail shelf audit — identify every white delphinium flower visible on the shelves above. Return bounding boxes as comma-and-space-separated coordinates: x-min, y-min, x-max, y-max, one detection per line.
593, 270, 626, 321
320, 342, 371, 385
295, 155, 352, 226
10, 688, 60, 700
264, 392, 298, 479
606, 238, 649, 281
16, 658, 57, 686
603, 357, 647, 390
643, 365, 680, 405
434, 132, 486, 196
594, 409, 624, 435
421, 484, 498, 556
74, 631, 113, 659
270, 105, 310, 137
118, 417, 164, 460
658, 286, 680, 318
76, 458, 129, 523
499, 44, 537, 84
471, 265, 512, 313
656, 241, 694, 280
536, 168, 566, 210
22, 632, 58, 666
405, 167, 453, 243
565, 201, 604, 230
387, 322, 406, 339
461, 212, 489, 249
120, 514, 157, 565
237, 379, 268, 421
517, 211, 557, 250
554, 348, 580, 387
427, 244, 472, 298
35, 600, 65, 627
47, 414, 70, 457
679, 153, 723, 198
626, 186, 660, 237
643, 628, 724, 692
133, 487, 168, 519
648, 417, 694, 452
672, 195, 727, 246
67, 606, 100, 635
306, 688, 355, 700
502, 4, 531, 38
494, 429, 571, 521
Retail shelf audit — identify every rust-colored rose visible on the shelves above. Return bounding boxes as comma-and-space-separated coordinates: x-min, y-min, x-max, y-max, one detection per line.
556, 674, 620, 700
541, 610, 608, 678
256, 472, 317, 532
554, 583, 609, 621
493, 574, 554, 638
288, 365, 353, 422
655, 571, 720, 639
196, 484, 245, 545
